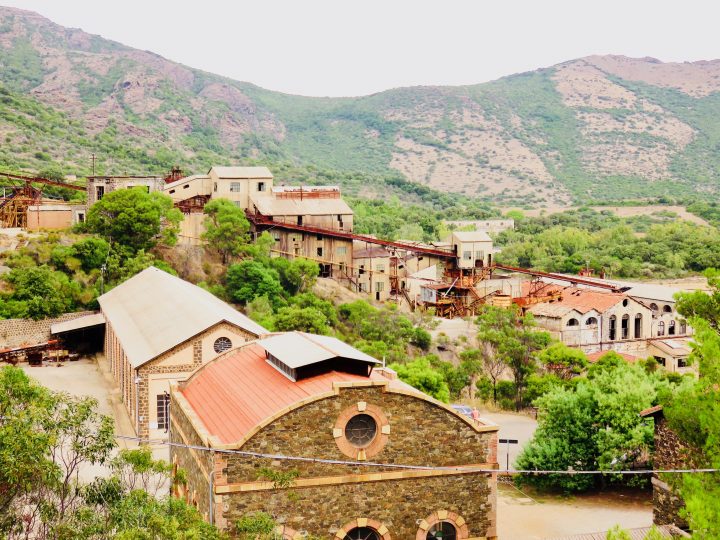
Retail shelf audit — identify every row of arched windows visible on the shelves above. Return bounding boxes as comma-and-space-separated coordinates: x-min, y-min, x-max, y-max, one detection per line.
566, 313, 687, 339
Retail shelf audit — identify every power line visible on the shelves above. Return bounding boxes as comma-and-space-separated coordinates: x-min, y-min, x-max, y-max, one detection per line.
114, 435, 720, 476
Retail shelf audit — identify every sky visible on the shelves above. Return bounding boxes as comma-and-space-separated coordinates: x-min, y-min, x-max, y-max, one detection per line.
4, 0, 720, 97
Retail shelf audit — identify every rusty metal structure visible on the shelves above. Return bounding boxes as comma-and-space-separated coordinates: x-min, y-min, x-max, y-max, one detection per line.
0, 172, 86, 228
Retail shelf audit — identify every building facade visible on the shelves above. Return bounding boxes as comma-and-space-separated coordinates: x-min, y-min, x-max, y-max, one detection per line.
99, 266, 267, 440
171, 332, 499, 538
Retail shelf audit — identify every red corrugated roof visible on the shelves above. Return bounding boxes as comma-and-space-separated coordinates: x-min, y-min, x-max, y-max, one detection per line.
180, 342, 408, 445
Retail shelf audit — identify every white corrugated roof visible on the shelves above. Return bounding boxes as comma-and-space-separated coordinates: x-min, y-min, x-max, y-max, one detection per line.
51, 312, 106, 334
208, 166, 273, 179
259, 332, 380, 369
250, 194, 353, 216
98, 267, 267, 368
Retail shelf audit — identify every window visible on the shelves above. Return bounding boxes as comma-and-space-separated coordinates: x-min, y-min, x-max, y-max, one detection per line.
566, 318, 579, 327
358, 283, 365, 292
663, 305, 672, 314
156, 393, 170, 431
257, 182, 266, 192
169, 189, 175, 194
377, 264, 385, 273
96, 185, 105, 200
650, 303, 659, 313
426, 522, 456, 540
669, 320, 676, 335
77, 212, 85, 223
622, 299, 629, 307
344, 414, 377, 448
634, 313, 642, 339
609, 315, 617, 341
586, 317, 598, 326
213, 182, 217, 192
463, 250, 472, 261
317, 247, 323, 257
376, 282, 385, 292
344, 528, 380, 540
621, 314, 629, 339
658, 321, 665, 336
359, 264, 365, 275
272, 232, 281, 241
183, 184, 189, 189
680, 321, 687, 334
297, 216, 303, 226
655, 356, 666, 367
230, 182, 242, 192
213, 337, 232, 354
678, 358, 688, 368
337, 246, 347, 255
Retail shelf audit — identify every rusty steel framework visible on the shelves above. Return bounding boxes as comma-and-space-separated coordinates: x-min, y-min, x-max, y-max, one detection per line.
0, 171, 86, 229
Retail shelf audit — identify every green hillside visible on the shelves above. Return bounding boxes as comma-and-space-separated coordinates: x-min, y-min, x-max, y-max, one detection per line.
1, 7, 720, 206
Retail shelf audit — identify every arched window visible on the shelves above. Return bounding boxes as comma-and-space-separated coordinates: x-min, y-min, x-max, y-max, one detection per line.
658, 321, 665, 336
213, 337, 232, 354
650, 303, 659, 313
634, 314, 642, 339
609, 315, 617, 341
566, 318, 579, 327
680, 320, 687, 334
427, 523, 457, 540
346, 528, 380, 540
669, 320, 676, 335
663, 305, 672, 314
586, 317, 598, 326
621, 314, 630, 339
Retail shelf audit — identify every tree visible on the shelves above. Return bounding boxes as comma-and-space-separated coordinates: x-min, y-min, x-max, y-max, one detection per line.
476, 306, 551, 409
515, 359, 661, 492
202, 198, 252, 263
676, 268, 720, 333
86, 188, 182, 253
273, 305, 330, 334
226, 260, 285, 309
71, 236, 110, 272
538, 342, 588, 379
270, 257, 320, 295
390, 357, 450, 403
4, 265, 72, 319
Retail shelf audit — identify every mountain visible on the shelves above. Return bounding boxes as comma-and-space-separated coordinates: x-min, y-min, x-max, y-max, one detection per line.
1, 6, 720, 206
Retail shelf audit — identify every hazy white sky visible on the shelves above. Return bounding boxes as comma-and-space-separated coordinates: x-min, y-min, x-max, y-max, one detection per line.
4, 0, 720, 97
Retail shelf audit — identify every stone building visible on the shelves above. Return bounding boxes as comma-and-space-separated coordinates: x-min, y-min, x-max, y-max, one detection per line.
640, 405, 694, 533
353, 247, 392, 301
98, 266, 267, 441
86, 174, 165, 206
163, 166, 274, 244
249, 186, 354, 278
170, 331, 499, 538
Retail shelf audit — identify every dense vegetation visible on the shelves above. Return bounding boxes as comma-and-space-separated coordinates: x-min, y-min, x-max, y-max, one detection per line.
494, 207, 720, 278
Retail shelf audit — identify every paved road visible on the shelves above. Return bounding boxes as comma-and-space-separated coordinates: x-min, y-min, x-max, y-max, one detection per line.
478, 411, 538, 470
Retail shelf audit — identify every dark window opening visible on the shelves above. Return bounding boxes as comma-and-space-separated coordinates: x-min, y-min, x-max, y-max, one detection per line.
566, 318, 579, 327
655, 356, 666, 367
213, 337, 232, 354
297, 216, 303, 226
658, 321, 665, 336
96, 185, 105, 200
345, 527, 380, 540
317, 247, 323, 257
427, 522, 457, 540
669, 321, 676, 335
344, 414, 377, 447
663, 305, 672, 314
257, 182, 265, 192
621, 314, 629, 340
609, 316, 617, 341
634, 314, 642, 339
678, 358, 688, 368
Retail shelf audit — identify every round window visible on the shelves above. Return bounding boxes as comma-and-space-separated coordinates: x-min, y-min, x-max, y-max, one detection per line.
213, 337, 232, 354
426, 522, 456, 540
344, 413, 377, 447
345, 527, 380, 540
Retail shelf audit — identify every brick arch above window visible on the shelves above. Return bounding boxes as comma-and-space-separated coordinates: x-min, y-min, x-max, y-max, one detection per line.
415, 510, 469, 540
335, 518, 391, 540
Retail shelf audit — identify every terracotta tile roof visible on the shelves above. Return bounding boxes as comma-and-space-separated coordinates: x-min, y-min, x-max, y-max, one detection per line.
179, 342, 415, 445
522, 284, 630, 315
586, 350, 639, 363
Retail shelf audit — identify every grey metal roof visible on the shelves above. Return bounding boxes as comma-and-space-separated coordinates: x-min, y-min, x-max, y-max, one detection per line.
259, 332, 380, 369
451, 231, 493, 242
51, 312, 105, 334
98, 267, 268, 368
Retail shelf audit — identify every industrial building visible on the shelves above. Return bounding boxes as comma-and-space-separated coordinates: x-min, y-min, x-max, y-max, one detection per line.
170, 331, 499, 538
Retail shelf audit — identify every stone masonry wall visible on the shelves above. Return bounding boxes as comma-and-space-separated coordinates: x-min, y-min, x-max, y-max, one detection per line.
0, 311, 95, 348
170, 393, 213, 518
216, 385, 497, 538
224, 473, 495, 540
226, 386, 493, 482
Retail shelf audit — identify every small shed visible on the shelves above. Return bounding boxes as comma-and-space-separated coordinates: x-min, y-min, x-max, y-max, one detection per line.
451, 231, 493, 269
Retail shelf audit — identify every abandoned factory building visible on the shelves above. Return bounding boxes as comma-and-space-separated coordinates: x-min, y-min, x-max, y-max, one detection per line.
171, 331, 499, 539
99, 266, 267, 441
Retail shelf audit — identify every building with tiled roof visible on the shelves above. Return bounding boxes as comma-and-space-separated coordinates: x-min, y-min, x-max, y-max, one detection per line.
170, 332, 499, 538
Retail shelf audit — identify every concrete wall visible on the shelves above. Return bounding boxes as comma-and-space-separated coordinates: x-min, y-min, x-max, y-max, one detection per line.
25, 206, 74, 230
0, 310, 95, 348
172, 384, 498, 537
